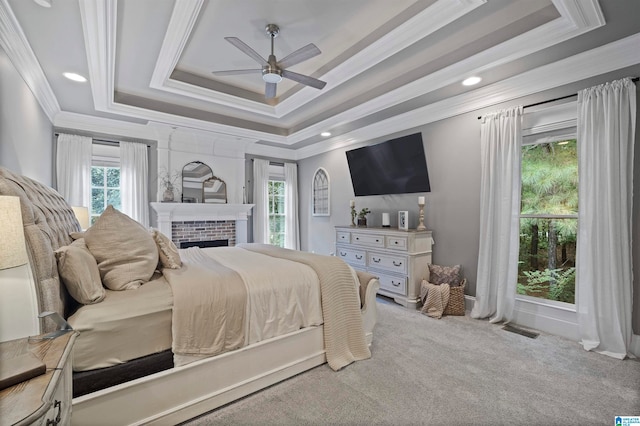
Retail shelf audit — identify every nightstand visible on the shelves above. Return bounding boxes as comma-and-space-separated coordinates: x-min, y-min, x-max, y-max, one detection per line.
0, 331, 77, 426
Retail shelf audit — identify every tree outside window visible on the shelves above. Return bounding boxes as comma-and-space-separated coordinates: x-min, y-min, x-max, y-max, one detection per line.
268, 180, 285, 247
91, 166, 121, 224
517, 139, 577, 304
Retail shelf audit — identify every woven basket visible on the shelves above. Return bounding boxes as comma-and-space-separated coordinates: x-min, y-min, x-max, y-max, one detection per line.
443, 279, 466, 316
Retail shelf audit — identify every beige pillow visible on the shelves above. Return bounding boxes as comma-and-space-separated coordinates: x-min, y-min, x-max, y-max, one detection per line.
84, 205, 158, 290
55, 239, 105, 304
150, 229, 182, 269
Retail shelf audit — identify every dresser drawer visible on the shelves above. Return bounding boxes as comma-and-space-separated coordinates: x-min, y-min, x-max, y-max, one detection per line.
351, 232, 385, 248
336, 231, 350, 244
368, 252, 408, 274
386, 236, 408, 251
377, 273, 407, 295
336, 247, 366, 266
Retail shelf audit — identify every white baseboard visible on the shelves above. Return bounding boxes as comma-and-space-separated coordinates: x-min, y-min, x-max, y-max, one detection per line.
465, 295, 640, 358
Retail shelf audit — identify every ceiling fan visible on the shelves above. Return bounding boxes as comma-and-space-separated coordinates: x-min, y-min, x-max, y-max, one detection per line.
212, 24, 327, 99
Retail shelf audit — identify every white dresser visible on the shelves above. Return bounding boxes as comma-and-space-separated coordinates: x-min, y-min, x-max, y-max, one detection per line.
335, 226, 433, 308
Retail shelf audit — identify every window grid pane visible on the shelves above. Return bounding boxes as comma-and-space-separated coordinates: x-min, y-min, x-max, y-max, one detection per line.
268, 180, 286, 248
91, 166, 121, 224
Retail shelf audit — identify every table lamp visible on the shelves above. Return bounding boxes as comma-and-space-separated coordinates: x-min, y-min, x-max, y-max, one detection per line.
71, 205, 90, 230
0, 196, 40, 342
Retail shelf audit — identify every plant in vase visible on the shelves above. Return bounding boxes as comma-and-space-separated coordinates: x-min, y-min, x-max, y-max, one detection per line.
357, 208, 371, 227
159, 168, 180, 202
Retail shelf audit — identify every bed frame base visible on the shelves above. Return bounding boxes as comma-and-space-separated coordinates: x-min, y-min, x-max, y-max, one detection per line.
72, 281, 379, 425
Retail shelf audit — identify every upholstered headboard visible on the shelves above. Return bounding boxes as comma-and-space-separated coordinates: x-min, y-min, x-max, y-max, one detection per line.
0, 167, 80, 332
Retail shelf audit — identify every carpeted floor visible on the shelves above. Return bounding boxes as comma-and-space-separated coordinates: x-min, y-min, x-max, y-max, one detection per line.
182, 298, 640, 425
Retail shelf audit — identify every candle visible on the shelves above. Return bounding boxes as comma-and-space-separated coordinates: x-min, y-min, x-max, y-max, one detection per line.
382, 213, 390, 227
418, 196, 425, 205
350, 200, 355, 207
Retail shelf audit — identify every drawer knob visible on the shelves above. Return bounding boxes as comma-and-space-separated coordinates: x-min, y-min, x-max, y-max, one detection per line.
392, 281, 401, 287
372, 258, 380, 263
393, 261, 403, 267
355, 255, 363, 260
340, 251, 346, 256
355, 237, 359, 240
394, 241, 398, 245
376, 239, 380, 242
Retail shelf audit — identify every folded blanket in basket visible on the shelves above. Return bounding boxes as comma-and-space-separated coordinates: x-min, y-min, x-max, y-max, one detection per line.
420, 281, 450, 319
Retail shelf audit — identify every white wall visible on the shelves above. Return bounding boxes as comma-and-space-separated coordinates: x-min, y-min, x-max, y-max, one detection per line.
0, 46, 53, 184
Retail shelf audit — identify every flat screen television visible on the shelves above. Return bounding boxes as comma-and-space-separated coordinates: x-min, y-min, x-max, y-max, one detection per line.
346, 133, 430, 196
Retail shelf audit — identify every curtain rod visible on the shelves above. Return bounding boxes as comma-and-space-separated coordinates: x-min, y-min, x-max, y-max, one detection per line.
477, 77, 639, 120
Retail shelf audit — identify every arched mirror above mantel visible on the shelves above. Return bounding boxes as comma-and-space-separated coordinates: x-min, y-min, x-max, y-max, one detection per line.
182, 161, 213, 203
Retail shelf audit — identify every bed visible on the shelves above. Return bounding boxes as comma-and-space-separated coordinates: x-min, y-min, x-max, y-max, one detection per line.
0, 167, 380, 425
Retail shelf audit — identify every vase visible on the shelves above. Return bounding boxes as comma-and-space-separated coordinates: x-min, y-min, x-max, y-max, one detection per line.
357, 217, 367, 227
163, 187, 174, 202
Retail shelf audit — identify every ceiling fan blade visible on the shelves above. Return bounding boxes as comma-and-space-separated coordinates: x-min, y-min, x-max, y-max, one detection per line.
212, 69, 261, 76
224, 37, 268, 66
265, 82, 277, 99
277, 43, 321, 69
281, 70, 326, 90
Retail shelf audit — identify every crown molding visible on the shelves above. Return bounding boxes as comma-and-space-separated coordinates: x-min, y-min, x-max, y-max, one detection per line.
79, 0, 117, 111
285, 0, 606, 146
0, 0, 59, 121
295, 31, 640, 159
150, 0, 486, 119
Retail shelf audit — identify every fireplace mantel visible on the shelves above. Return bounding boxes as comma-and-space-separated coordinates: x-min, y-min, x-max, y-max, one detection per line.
150, 202, 254, 244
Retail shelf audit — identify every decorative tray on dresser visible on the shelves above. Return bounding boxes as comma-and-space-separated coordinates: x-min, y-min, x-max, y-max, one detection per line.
335, 225, 433, 308
0, 331, 77, 426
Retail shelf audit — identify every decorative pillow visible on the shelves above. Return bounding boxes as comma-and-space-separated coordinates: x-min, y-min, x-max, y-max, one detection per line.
428, 263, 462, 286
84, 205, 158, 290
55, 239, 105, 304
70, 231, 85, 240
150, 228, 182, 269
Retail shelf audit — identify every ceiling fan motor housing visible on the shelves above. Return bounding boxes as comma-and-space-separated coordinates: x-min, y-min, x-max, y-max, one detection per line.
262, 53, 282, 83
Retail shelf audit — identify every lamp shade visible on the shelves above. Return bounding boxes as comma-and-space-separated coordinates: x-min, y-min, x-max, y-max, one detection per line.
0, 196, 28, 270
72, 206, 90, 230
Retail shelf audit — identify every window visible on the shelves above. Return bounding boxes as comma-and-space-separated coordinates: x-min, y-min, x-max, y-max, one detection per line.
90, 143, 121, 224
268, 180, 285, 247
517, 139, 578, 304
91, 166, 120, 224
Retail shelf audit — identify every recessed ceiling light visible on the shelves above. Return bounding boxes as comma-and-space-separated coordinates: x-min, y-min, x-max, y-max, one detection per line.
63, 72, 87, 82
321, 132, 331, 137
462, 76, 481, 86
33, 0, 52, 7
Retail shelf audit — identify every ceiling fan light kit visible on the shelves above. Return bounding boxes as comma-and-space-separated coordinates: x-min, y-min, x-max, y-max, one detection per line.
213, 23, 326, 99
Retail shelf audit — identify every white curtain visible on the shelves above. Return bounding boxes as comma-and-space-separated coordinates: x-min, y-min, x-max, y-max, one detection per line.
56, 133, 92, 208
120, 141, 149, 227
284, 162, 300, 250
252, 158, 270, 244
576, 78, 636, 359
470, 106, 523, 323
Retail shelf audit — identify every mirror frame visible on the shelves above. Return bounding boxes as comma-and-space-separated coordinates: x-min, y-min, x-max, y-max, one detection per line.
203, 175, 228, 204
181, 161, 213, 203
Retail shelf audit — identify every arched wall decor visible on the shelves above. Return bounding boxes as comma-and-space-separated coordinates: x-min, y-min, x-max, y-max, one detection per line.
312, 167, 330, 216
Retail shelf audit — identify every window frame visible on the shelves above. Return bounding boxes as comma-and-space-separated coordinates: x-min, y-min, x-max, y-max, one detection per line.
516, 101, 578, 308
311, 167, 330, 217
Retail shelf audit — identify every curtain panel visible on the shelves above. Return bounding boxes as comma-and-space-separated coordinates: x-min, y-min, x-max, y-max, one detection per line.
470, 106, 523, 323
120, 141, 149, 227
576, 77, 636, 359
252, 158, 270, 244
284, 162, 300, 250
55, 133, 92, 209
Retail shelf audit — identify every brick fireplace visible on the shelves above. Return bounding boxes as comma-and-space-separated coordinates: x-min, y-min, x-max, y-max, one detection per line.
150, 203, 254, 246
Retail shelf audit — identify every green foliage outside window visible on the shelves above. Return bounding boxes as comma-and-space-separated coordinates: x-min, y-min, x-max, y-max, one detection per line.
517, 140, 578, 304
268, 180, 285, 248
91, 166, 121, 224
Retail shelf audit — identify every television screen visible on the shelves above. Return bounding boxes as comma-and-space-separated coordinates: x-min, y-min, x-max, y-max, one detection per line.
346, 133, 430, 196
